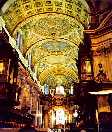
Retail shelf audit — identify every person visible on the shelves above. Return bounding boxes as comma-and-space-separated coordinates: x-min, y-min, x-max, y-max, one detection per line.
76, 119, 86, 132
80, 130, 86, 132
18, 120, 38, 132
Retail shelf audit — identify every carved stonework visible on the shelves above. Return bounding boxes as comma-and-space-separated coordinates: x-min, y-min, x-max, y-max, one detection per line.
95, 45, 112, 56
86, 11, 112, 82
95, 63, 108, 83
99, 11, 112, 29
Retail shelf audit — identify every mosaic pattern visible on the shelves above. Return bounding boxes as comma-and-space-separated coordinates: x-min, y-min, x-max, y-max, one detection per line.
3, 0, 89, 33
26, 40, 79, 87
2, 0, 89, 87
38, 64, 78, 87
19, 14, 84, 53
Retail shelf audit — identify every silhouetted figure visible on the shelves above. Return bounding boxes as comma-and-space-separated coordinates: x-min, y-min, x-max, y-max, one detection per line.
69, 123, 80, 132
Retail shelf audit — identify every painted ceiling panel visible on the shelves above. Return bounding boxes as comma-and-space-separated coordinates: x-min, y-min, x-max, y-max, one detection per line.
2, 0, 90, 88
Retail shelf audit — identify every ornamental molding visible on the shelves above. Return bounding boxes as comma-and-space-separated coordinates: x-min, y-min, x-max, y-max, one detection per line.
98, 11, 112, 30
85, 11, 112, 36
91, 38, 112, 51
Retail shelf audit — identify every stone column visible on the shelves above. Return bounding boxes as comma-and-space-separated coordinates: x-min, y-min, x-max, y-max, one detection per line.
44, 111, 49, 128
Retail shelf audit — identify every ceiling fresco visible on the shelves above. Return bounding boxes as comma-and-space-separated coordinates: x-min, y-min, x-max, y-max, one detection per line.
27, 40, 79, 87
1, 0, 90, 88
18, 14, 84, 54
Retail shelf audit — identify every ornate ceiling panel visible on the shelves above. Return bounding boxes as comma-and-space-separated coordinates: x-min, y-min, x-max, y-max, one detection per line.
2, 0, 89, 33
38, 65, 78, 87
26, 40, 78, 87
2, 0, 90, 88
17, 14, 84, 53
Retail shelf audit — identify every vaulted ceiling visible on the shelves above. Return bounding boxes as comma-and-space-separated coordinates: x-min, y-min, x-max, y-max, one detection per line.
0, 0, 112, 88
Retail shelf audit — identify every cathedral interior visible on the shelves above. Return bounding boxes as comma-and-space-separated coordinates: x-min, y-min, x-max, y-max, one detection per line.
0, 0, 112, 132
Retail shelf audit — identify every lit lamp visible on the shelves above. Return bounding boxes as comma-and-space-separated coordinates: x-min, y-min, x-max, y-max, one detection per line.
81, 59, 92, 80
0, 59, 8, 82
0, 62, 4, 73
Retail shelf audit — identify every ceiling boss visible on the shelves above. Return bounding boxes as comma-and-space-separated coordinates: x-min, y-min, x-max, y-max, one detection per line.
2, 0, 90, 88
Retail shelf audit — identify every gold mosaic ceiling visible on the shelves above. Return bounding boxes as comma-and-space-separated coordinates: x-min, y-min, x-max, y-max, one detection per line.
2, 0, 89, 88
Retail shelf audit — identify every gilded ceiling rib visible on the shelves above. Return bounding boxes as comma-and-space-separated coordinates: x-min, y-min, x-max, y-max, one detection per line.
2, 0, 90, 87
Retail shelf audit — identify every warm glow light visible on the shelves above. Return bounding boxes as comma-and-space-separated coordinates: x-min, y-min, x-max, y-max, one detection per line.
0, 62, 4, 73
70, 85, 74, 95
56, 86, 64, 95
89, 90, 112, 95
49, 106, 71, 127
73, 110, 78, 117
56, 109, 65, 125
86, 61, 91, 73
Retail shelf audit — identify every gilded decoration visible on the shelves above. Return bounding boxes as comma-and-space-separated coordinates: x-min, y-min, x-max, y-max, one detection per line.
2, 0, 90, 87
2, 0, 89, 33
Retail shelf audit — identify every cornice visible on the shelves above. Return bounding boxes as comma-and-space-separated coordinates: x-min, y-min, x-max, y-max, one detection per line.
84, 11, 112, 36
18, 62, 41, 95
